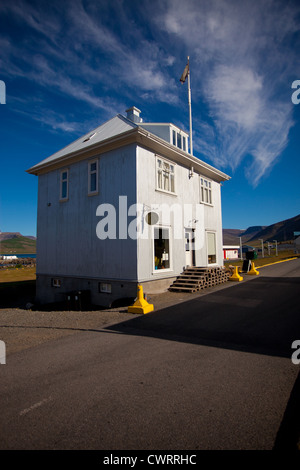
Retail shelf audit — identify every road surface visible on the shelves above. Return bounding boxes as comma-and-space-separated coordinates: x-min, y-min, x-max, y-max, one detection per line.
0, 259, 299, 451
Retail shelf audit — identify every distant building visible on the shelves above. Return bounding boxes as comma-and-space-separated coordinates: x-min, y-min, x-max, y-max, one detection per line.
294, 232, 300, 254
27, 106, 230, 307
223, 245, 240, 260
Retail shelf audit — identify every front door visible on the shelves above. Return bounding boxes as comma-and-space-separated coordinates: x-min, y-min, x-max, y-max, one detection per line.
185, 229, 195, 267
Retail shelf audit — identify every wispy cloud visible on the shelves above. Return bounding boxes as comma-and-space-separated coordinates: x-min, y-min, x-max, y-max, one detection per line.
155, 0, 300, 185
0, 0, 178, 115
1, 0, 299, 187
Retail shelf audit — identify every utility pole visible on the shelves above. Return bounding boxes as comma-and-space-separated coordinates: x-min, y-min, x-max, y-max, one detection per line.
273, 240, 278, 256
259, 239, 264, 258
239, 236, 243, 260
180, 56, 193, 155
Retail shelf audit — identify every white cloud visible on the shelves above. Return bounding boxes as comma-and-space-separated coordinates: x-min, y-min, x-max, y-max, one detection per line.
155, 0, 300, 185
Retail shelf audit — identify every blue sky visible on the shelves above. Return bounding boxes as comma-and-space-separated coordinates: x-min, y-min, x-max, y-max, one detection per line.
0, 0, 300, 236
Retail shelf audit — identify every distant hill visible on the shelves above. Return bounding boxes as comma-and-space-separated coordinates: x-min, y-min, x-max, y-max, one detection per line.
0, 233, 36, 254
223, 214, 300, 245
242, 226, 266, 242
248, 214, 300, 242
222, 229, 244, 245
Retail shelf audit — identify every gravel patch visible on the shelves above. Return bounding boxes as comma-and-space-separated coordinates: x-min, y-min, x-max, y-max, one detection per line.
0, 282, 234, 357
0, 307, 136, 356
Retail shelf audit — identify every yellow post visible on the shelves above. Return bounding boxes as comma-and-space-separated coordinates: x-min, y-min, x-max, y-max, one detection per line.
247, 261, 259, 275
229, 266, 243, 282
128, 284, 154, 314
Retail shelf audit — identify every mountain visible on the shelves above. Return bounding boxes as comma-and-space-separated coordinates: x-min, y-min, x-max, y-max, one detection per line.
241, 226, 266, 241
0, 232, 23, 241
247, 214, 300, 242
222, 229, 244, 245
223, 214, 300, 245
0, 233, 36, 254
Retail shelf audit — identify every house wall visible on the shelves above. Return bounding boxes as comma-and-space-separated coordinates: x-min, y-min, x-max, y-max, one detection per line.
35, 139, 225, 306
36, 144, 138, 306
136, 146, 223, 292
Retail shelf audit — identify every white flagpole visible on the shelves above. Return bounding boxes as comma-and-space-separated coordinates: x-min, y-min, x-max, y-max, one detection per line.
187, 56, 193, 155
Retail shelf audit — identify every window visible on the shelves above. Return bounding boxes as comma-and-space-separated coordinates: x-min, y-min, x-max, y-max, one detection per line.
207, 232, 217, 264
172, 130, 176, 146
60, 169, 69, 200
154, 227, 170, 270
88, 159, 98, 195
99, 282, 112, 293
177, 133, 182, 149
156, 157, 175, 193
200, 177, 212, 204
52, 278, 61, 288
171, 129, 187, 151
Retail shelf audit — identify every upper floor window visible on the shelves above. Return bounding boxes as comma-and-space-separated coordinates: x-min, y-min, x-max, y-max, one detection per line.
200, 177, 212, 205
60, 169, 69, 201
157, 157, 175, 194
88, 159, 98, 195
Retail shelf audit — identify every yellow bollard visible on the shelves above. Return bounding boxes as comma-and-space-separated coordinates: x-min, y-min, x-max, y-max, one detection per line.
247, 261, 259, 275
229, 266, 243, 282
128, 284, 154, 314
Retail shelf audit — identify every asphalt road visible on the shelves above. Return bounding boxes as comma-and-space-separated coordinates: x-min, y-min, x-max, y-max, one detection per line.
0, 259, 299, 451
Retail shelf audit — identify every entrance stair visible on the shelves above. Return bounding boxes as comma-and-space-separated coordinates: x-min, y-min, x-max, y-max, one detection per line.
168, 266, 230, 293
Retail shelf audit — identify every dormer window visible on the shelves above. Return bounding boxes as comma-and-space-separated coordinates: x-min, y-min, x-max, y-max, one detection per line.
172, 129, 187, 151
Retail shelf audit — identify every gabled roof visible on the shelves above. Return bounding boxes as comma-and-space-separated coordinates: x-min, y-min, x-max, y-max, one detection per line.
28, 114, 137, 172
27, 111, 230, 183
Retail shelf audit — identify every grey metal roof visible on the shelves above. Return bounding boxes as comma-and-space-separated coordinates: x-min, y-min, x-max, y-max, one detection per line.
28, 114, 137, 171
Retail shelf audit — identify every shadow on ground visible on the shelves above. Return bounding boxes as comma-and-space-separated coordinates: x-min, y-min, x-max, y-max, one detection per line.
273, 370, 300, 450
0, 280, 36, 309
105, 274, 300, 450
0, 279, 135, 311
106, 276, 300, 359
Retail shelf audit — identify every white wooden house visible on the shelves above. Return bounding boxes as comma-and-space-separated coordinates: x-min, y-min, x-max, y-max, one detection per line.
27, 107, 230, 307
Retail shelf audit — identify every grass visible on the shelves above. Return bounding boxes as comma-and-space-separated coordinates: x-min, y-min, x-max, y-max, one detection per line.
224, 249, 298, 269
0, 236, 36, 254
0, 266, 36, 283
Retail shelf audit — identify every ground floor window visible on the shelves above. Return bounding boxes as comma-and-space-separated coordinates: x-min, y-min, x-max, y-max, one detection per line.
154, 227, 170, 270
207, 232, 217, 264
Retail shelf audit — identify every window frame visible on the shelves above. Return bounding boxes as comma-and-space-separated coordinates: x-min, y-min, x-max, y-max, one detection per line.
60, 169, 69, 201
200, 176, 213, 205
207, 231, 217, 265
88, 158, 99, 196
156, 156, 176, 195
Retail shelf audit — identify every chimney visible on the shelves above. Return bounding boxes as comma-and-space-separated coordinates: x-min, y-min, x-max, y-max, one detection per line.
126, 106, 143, 123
